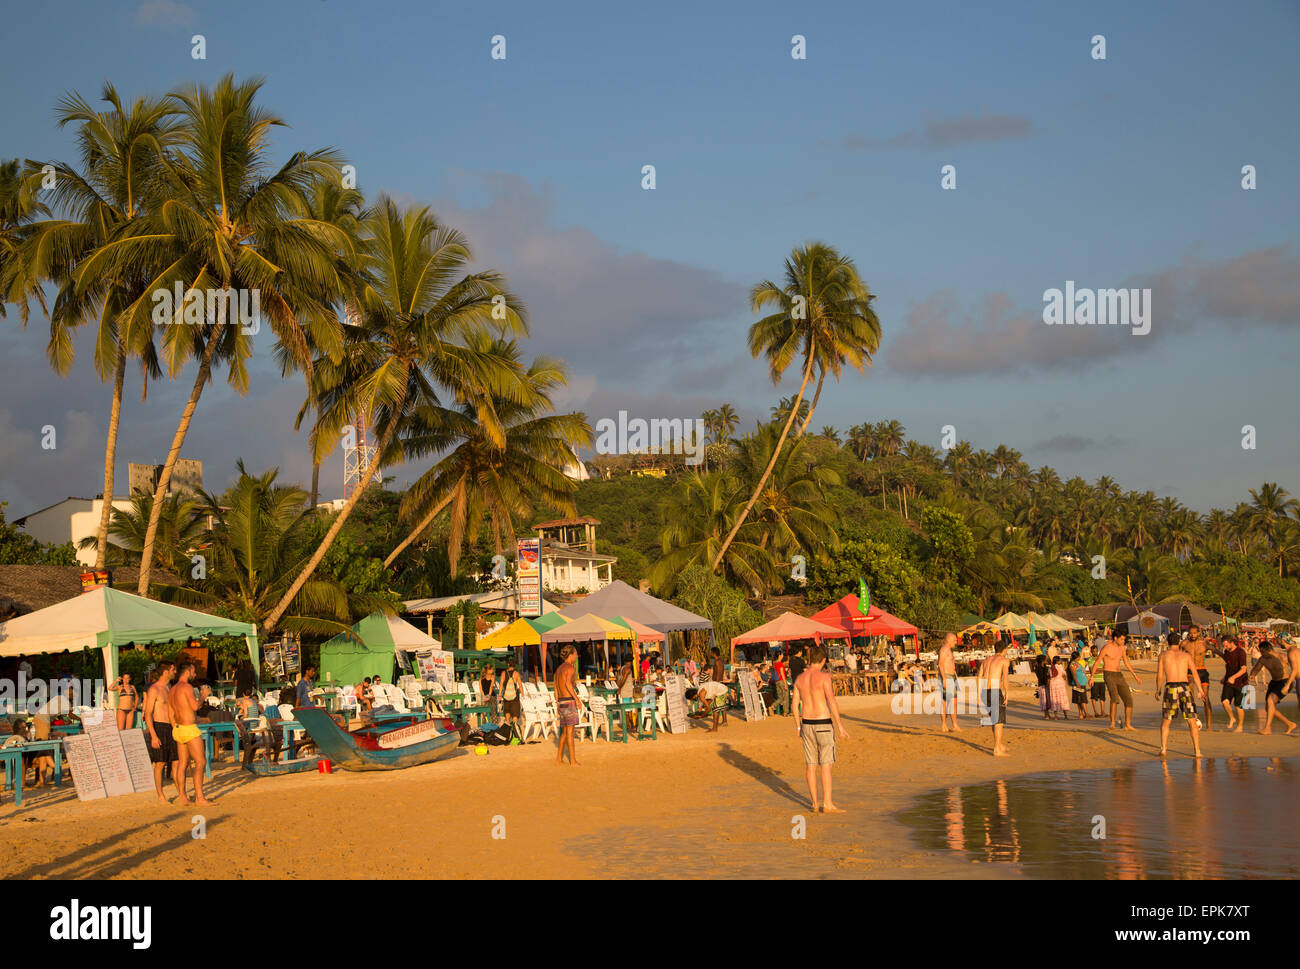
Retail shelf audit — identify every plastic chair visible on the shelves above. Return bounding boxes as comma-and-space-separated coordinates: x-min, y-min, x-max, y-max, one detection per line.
589, 695, 611, 741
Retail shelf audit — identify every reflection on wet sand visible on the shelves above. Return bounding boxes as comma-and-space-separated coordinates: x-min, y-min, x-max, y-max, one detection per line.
898, 757, 1299, 879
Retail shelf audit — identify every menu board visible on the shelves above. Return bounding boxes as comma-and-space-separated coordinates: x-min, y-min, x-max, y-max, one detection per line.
737, 670, 766, 722
282, 637, 301, 675
63, 724, 156, 801
516, 538, 541, 617
61, 735, 107, 801
85, 722, 135, 797
415, 649, 454, 688
663, 673, 688, 734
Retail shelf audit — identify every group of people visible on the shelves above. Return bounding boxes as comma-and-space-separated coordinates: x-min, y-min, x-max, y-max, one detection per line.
929, 625, 1300, 758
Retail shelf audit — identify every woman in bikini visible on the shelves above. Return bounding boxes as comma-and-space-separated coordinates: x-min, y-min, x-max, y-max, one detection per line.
113, 672, 139, 730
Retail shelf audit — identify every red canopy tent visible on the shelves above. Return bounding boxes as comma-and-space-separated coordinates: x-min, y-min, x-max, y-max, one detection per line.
809, 593, 918, 646
730, 611, 849, 663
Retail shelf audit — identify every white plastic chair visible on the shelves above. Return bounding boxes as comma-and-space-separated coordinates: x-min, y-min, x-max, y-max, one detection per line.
519, 693, 546, 741
588, 695, 612, 741
573, 697, 595, 741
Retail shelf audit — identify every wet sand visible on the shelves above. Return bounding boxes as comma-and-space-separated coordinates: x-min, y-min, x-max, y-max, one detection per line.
2, 659, 1296, 879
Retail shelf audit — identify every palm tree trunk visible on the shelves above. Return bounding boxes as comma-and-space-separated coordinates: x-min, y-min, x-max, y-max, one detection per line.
383, 492, 454, 568
137, 324, 223, 594
95, 347, 127, 568
797, 369, 826, 437
306, 372, 320, 508
265, 393, 407, 634
709, 355, 814, 573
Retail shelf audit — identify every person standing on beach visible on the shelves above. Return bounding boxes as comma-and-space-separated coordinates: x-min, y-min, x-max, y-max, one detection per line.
1218, 635, 1249, 733
1085, 647, 1106, 718
1184, 625, 1212, 731
1157, 632, 1202, 757
977, 641, 1010, 756
169, 662, 212, 805
793, 644, 848, 813
1285, 637, 1300, 717
1087, 631, 1141, 730
500, 661, 523, 732
1068, 650, 1091, 719
553, 645, 582, 765
143, 661, 179, 803
937, 633, 961, 732
1249, 641, 1297, 736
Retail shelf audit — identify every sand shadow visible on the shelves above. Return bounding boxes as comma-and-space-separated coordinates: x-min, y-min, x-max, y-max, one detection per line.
6, 814, 231, 879
715, 741, 807, 808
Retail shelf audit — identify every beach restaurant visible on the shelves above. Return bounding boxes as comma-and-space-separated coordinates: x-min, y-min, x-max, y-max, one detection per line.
0, 586, 258, 700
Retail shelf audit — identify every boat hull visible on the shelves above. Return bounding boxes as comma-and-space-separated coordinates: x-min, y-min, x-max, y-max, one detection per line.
244, 757, 319, 777
291, 707, 460, 771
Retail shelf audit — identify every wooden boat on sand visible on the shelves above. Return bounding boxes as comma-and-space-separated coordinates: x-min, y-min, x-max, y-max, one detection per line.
290, 707, 460, 771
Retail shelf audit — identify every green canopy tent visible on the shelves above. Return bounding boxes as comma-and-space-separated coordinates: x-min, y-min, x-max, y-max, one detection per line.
319, 612, 440, 686
0, 586, 257, 692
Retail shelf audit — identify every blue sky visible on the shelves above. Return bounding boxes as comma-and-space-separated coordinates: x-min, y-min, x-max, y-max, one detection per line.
2, 0, 1297, 519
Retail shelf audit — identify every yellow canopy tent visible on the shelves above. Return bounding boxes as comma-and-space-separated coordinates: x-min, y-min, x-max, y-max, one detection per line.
475, 617, 543, 650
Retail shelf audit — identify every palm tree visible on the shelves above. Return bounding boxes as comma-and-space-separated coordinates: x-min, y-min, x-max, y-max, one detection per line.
0, 158, 50, 317
770, 395, 810, 427
820, 425, 840, 444
19, 85, 181, 568
1246, 483, 1299, 575
712, 243, 879, 573
78, 490, 206, 577
158, 464, 386, 637
729, 424, 840, 560
716, 403, 739, 439
876, 419, 906, 457
383, 339, 592, 571
111, 74, 351, 594
795, 272, 881, 435
262, 197, 527, 633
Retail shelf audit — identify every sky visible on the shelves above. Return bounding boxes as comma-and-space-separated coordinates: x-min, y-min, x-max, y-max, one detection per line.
2, 0, 1298, 521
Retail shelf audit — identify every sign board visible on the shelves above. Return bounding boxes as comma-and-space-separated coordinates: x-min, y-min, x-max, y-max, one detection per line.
414, 649, 454, 688
63, 724, 156, 801
516, 538, 541, 618
281, 636, 301, 675
737, 669, 766, 722
377, 719, 440, 749
263, 646, 284, 678
663, 673, 688, 734
79, 569, 112, 593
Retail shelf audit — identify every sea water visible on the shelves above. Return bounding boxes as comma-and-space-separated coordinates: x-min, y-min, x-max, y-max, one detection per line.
897, 756, 1299, 879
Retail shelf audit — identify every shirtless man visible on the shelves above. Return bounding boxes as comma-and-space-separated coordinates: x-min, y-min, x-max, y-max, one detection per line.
1184, 625, 1212, 731
553, 645, 581, 765
169, 662, 212, 805
936, 633, 961, 732
1284, 637, 1300, 719
143, 661, 179, 803
793, 645, 848, 813
977, 640, 1011, 757
1087, 631, 1141, 730
1249, 641, 1297, 736
1157, 632, 1202, 757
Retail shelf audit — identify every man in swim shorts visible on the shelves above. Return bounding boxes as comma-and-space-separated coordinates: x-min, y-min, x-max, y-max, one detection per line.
1184, 625, 1212, 730
553, 645, 581, 765
936, 632, 961, 733
793, 644, 848, 813
169, 661, 212, 805
143, 661, 179, 803
1157, 632, 1201, 758
977, 641, 1010, 757
1087, 630, 1141, 730
1249, 640, 1297, 736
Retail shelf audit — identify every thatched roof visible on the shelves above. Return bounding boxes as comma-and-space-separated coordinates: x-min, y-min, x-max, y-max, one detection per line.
0, 566, 181, 619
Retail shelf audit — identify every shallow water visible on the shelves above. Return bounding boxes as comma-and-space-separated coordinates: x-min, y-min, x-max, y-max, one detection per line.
897, 756, 1300, 879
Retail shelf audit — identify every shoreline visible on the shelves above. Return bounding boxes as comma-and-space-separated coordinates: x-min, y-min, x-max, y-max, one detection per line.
3, 658, 1296, 879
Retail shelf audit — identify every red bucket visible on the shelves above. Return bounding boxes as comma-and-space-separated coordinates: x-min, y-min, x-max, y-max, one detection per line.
317, 759, 333, 773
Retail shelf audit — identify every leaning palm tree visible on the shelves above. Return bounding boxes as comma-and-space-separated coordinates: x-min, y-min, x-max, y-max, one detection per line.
158, 464, 389, 637
113, 74, 351, 594
262, 197, 527, 633
18, 85, 181, 568
711, 242, 880, 573
384, 338, 592, 571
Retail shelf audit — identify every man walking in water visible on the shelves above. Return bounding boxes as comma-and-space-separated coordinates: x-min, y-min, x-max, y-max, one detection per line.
553, 645, 581, 765
143, 661, 179, 803
169, 661, 213, 805
977, 640, 1010, 757
1087, 630, 1141, 730
1249, 640, 1297, 736
1157, 632, 1202, 758
936, 632, 961, 732
793, 645, 848, 813
1185, 625, 1212, 731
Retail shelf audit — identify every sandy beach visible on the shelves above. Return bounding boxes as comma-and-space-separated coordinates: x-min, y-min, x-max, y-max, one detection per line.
3, 658, 1296, 880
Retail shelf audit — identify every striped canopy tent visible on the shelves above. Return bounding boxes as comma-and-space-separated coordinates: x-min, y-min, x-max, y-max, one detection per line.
0, 586, 257, 691
1027, 612, 1075, 634
991, 613, 1032, 632
540, 612, 635, 677
961, 620, 1000, 636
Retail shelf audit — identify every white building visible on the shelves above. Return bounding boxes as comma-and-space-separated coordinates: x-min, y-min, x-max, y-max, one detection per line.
532, 516, 616, 595
15, 497, 134, 566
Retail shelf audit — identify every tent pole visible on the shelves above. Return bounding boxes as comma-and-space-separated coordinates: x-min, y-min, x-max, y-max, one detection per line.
102, 643, 119, 709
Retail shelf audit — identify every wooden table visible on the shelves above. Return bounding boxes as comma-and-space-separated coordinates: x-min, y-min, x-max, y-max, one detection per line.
604, 700, 657, 742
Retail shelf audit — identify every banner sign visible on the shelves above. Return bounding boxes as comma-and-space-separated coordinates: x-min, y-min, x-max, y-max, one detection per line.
281, 635, 301, 675
377, 719, 441, 749
414, 649, 454, 688
517, 538, 541, 618
79, 569, 112, 593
